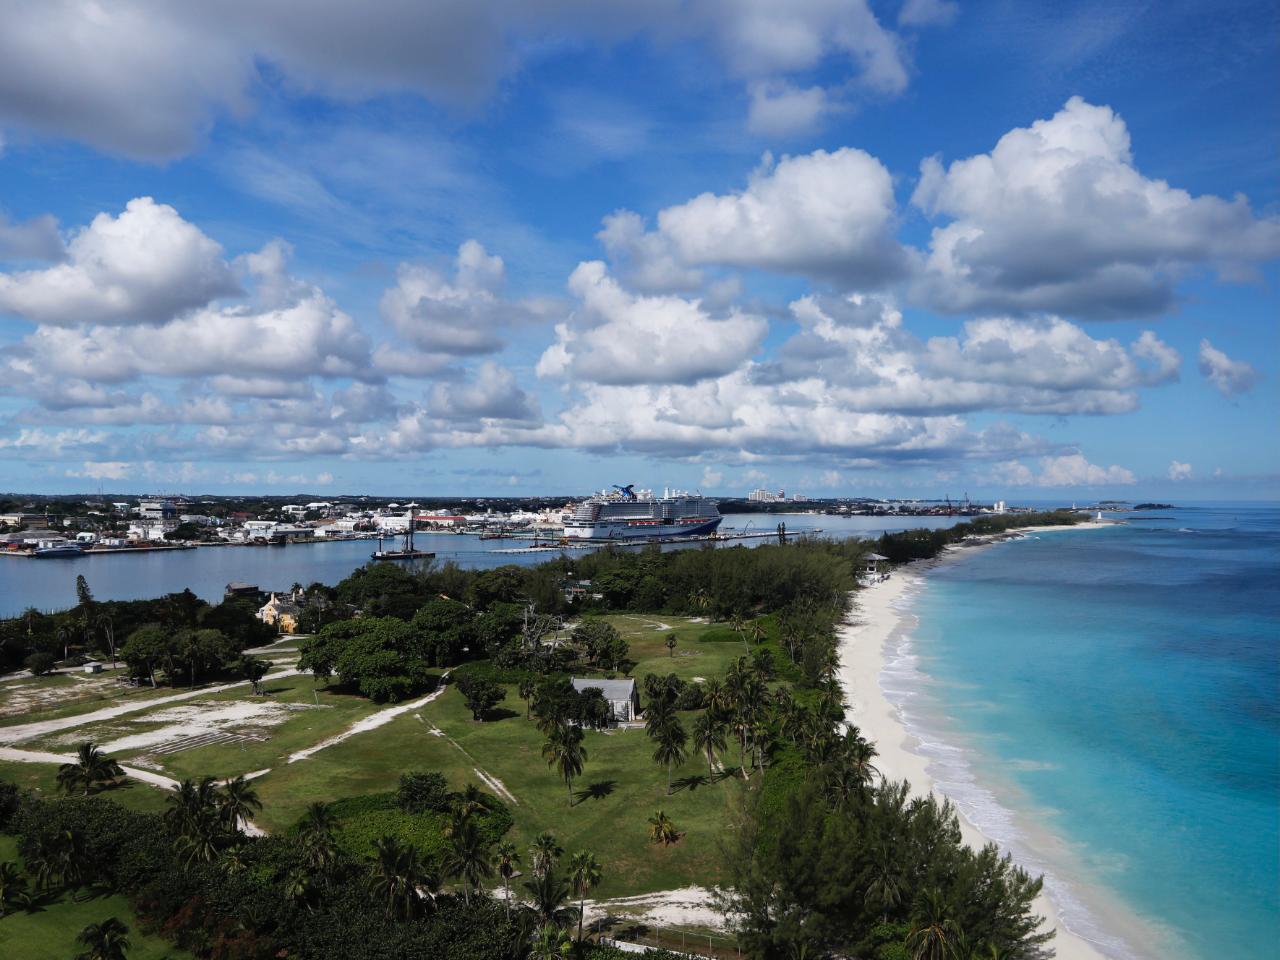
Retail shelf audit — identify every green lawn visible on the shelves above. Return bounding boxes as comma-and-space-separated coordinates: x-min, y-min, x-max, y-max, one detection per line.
17, 673, 390, 784
5, 615, 773, 899
605, 614, 747, 682
0, 760, 172, 816
252, 688, 745, 896
136, 674, 392, 782
0, 834, 192, 960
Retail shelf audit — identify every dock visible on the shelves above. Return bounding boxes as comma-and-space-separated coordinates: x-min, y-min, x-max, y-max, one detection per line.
491, 528, 815, 553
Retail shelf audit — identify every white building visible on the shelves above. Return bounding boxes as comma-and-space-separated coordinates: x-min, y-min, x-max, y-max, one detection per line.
748, 488, 786, 503
138, 499, 177, 521
128, 519, 176, 541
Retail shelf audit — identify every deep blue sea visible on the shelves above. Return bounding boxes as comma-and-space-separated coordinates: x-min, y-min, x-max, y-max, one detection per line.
896, 504, 1279, 959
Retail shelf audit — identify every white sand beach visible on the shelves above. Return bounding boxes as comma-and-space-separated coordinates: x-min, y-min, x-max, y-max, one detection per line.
839, 541, 1115, 960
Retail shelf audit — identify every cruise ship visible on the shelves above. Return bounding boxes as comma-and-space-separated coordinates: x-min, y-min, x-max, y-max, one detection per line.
564, 485, 722, 540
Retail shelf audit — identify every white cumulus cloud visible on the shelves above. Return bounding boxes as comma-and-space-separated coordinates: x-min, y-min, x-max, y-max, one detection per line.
1197, 339, 1261, 396
0, 197, 238, 326
910, 97, 1280, 318
1168, 460, 1192, 481
537, 261, 767, 386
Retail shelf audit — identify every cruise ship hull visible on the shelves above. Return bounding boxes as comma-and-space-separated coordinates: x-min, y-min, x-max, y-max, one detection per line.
563, 516, 722, 540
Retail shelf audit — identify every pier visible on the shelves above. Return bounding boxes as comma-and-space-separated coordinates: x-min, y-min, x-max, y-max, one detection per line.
490, 527, 816, 553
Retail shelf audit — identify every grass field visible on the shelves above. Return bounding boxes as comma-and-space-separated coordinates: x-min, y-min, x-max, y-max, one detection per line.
0, 759, 173, 816
2, 614, 769, 899
0, 834, 192, 960
248, 615, 752, 896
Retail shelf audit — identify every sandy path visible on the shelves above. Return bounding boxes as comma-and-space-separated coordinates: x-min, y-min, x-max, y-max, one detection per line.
0, 745, 266, 835
411, 709, 519, 805
583, 886, 722, 929
286, 672, 451, 763
0, 667, 300, 745
839, 557, 1118, 960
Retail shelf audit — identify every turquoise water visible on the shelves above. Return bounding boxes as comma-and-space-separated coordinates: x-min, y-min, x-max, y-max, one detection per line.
899, 505, 1279, 959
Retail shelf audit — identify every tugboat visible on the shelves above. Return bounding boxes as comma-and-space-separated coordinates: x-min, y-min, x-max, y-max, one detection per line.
371, 505, 435, 561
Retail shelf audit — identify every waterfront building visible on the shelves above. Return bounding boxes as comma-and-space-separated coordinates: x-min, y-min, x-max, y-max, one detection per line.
138, 499, 178, 521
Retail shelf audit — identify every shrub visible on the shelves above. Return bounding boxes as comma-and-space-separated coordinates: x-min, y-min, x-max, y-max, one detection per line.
456, 674, 506, 720
326, 791, 512, 861
24, 651, 56, 675
398, 772, 450, 814
0, 779, 21, 828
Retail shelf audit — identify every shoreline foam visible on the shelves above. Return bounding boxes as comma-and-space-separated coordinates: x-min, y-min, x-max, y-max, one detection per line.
837, 524, 1142, 960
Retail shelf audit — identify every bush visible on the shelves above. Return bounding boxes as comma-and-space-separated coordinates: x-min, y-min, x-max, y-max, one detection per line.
698, 626, 741, 643
456, 674, 506, 720
24, 650, 56, 675
675, 683, 705, 711
326, 791, 512, 861
398, 772, 450, 814
0, 779, 21, 828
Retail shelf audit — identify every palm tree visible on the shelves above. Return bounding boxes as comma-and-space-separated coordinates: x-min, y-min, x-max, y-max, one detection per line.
531, 922, 574, 960
519, 677, 536, 718
647, 809, 679, 845
95, 611, 116, 666
651, 713, 688, 795
541, 722, 587, 805
26, 829, 85, 892
688, 588, 711, 618
529, 832, 562, 879
57, 742, 124, 795
494, 841, 520, 917
748, 621, 765, 646
0, 861, 30, 916
522, 869, 575, 927
166, 777, 224, 865
74, 917, 131, 960
907, 888, 960, 960
218, 775, 262, 833
56, 623, 73, 662
566, 850, 602, 943
864, 844, 903, 922
454, 782, 487, 819
442, 816, 493, 905
298, 801, 339, 874
701, 678, 729, 717
665, 634, 677, 657
692, 711, 727, 778
729, 613, 748, 651
368, 835, 437, 921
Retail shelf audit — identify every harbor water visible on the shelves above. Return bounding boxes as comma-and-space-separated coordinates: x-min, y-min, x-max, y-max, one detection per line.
0, 512, 960, 617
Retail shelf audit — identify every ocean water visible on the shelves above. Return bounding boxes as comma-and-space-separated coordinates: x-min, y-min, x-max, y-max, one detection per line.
892, 504, 1280, 959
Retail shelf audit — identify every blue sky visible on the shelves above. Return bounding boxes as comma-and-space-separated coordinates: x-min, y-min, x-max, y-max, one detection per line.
0, 0, 1276, 499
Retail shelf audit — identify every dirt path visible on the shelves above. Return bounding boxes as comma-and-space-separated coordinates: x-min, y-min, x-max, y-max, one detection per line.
0, 746, 266, 835
582, 886, 725, 929
0, 667, 301, 745
412, 712, 518, 805
286, 672, 451, 763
